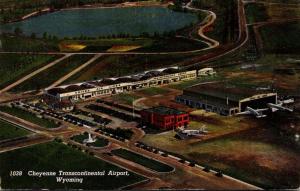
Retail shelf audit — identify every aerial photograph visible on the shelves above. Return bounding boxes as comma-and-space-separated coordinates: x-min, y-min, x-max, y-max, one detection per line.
0, 0, 299, 190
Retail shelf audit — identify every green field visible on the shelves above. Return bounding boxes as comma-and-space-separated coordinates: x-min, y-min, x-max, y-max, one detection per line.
0, 54, 58, 89
0, 106, 59, 128
11, 54, 93, 92
0, 142, 146, 189
0, 35, 59, 52
111, 149, 173, 172
90, 138, 109, 147
257, 0, 300, 3
136, 37, 207, 52
111, 93, 141, 105
63, 54, 190, 84
245, 3, 269, 24
259, 22, 300, 54
167, 75, 221, 90
137, 87, 170, 96
0, 119, 30, 141
71, 133, 88, 143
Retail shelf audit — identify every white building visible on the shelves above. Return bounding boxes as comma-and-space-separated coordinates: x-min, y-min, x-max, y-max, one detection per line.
45, 67, 215, 102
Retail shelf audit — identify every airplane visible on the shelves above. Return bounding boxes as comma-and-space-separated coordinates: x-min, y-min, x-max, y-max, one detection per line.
180, 129, 208, 136
237, 106, 268, 118
278, 98, 294, 104
176, 126, 209, 139
267, 103, 293, 112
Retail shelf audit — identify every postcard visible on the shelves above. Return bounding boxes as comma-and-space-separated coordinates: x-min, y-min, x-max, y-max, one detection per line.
0, 0, 299, 190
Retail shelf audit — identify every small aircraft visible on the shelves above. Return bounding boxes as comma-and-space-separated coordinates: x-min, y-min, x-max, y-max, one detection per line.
267, 103, 293, 112
278, 98, 294, 104
237, 106, 268, 118
176, 126, 208, 139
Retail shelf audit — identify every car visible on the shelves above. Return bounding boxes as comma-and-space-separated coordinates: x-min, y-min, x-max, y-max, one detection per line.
215, 171, 223, 177
161, 153, 168, 157
203, 167, 210, 172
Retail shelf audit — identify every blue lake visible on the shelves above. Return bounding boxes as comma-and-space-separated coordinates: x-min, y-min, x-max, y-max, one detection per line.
1, 7, 198, 37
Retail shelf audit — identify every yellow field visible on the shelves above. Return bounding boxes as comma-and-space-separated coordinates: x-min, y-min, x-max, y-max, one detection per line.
59, 43, 86, 52
107, 45, 141, 52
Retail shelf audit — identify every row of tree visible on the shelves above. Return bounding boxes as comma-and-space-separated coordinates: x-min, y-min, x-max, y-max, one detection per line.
11, 26, 179, 41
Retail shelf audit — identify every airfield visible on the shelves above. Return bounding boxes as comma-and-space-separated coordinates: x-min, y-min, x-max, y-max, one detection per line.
0, 0, 300, 190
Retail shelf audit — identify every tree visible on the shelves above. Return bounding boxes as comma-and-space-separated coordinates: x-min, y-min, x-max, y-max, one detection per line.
30, 32, 36, 39
43, 32, 48, 39
14, 27, 22, 36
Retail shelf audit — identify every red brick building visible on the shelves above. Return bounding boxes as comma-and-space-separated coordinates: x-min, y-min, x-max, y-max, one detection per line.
140, 106, 189, 130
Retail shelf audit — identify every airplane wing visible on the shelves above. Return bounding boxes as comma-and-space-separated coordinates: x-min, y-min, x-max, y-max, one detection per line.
236, 111, 251, 115
256, 108, 269, 112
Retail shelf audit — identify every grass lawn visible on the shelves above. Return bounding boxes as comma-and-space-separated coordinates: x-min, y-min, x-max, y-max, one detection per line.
0, 106, 59, 129
257, 0, 300, 3
167, 75, 221, 90
111, 93, 141, 105
11, 54, 93, 92
137, 87, 170, 96
0, 35, 59, 52
0, 142, 146, 189
62, 54, 190, 84
71, 134, 88, 144
111, 149, 173, 172
220, 53, 300, 95
265, 3, 300, 20
0, 54, 58, 89
136, 37, 207, 52
245, 3, 269, 24
90, 138, 109, 147
0, 119, 30, 141
260, 22, 300, 54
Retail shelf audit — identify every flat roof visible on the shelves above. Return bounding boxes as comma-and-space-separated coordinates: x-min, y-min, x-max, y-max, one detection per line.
143, 106, 187, 115
184, 82, 275, 102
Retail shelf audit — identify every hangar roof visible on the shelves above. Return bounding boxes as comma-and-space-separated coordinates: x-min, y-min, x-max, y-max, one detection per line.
184, 82, 274, 102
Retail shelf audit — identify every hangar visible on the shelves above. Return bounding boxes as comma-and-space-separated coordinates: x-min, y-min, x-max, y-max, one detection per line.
176, 82, 277, 116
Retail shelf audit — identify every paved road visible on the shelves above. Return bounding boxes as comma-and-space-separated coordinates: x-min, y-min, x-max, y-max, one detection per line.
182, 0, 249, 69
183, 1, 219, 49
0, 53, 73, 94
47, 54, 102, 89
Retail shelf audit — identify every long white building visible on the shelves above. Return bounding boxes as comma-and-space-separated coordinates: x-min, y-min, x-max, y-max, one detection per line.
45, 67, 215, 102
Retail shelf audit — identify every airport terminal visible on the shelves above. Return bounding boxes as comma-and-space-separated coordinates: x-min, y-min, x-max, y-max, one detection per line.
45, 67, 215, 102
